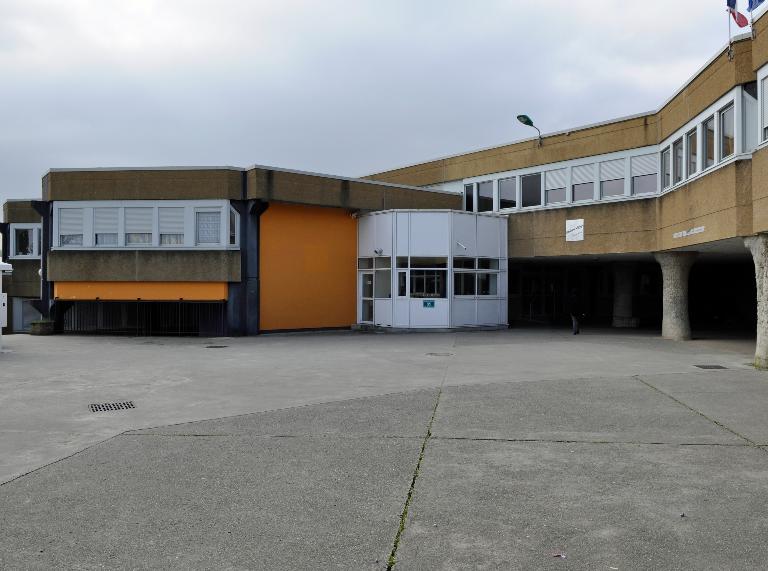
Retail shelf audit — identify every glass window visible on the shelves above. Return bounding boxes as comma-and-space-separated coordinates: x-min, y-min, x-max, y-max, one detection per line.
477, 258, 499, 270
546, 187, 566, 204
229, 208, 237, 246
397, 272, 407, 297
195, 211, 220, 245
410, 257, 448, 269
361, 300, 373, 322
410, 270, 447, 298
13, 228, 33, 256
632, 174, 657, 195
374, 257, 391, 269
687, 129, 698, 176
453, 257, 476, 269
59, 208, 83, 246
572, 182, 594, 202
159, 207, 184, 246
358, 258, 373, 269
704, 116, 715, 168
720, 104, 734, 160
125, 207, 153, 246
361, 273, 374, 298
477, 273, 498, 296
498, 177, 516, 209
477, 181, 494, 212
374, 270, 391, 298
396, 257, 408, 268
463, 183, 474, 212
521, 173, 542, 208
673, 138, 684, 183
601, 179, 624, 197
94, 207, 118, 247
454, 272, 476, 296
661, 148, 671, 189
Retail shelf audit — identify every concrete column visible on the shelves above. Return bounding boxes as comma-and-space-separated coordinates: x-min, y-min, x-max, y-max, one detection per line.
612, 263, 638, 328
654, 252, 697, 341
745, 235, 768, 368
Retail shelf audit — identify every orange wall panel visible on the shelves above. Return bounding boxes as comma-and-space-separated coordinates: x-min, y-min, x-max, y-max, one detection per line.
54, 282, 228, 301
260, 203, 356, 331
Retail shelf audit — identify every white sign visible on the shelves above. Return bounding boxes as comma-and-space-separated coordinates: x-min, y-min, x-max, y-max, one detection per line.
673, 226, 705, 239
566, 219, 584, 242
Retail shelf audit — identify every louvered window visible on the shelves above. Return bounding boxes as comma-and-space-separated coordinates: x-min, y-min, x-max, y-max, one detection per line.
159, 207, 184, 246
196, 211, 220, 245
125, 207, 153, 245
94, 207, 118, 246
600, 158, 625, 197
59, 208, 83, 246
545, 168, 566, 204
572, 164, 594, 202
631, 154, 658, 195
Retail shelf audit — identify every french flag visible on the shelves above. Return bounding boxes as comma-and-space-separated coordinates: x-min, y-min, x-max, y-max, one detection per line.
728, 0, 750, 27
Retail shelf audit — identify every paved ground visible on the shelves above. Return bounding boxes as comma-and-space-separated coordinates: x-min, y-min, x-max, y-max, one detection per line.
1, 329, 767, 569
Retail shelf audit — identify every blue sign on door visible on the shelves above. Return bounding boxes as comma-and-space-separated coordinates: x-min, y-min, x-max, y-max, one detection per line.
423, 300, 435, 309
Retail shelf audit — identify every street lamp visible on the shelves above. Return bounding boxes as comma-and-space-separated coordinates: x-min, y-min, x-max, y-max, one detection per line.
517, 114, 542, 147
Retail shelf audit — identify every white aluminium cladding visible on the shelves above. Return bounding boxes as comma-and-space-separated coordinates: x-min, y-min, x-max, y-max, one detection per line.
51, 199, 240, 250
457, 83, 758, 215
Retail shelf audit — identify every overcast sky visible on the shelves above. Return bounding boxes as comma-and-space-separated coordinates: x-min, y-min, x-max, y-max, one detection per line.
0, 0, 747, 205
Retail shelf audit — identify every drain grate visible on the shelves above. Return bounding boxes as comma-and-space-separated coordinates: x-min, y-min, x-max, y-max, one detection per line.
426, 352, 454, 357
89, 401, 136, 413
694, 365, 727, 370
206, 345, 228, 349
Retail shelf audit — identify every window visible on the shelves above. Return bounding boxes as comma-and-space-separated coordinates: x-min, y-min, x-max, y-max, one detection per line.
631, 154, 658, 195
125, 207, 153, 245
763, 77, 768, 141
195, 211, 220, 245
374, 270, 391, 298
477, 258, 499, 270
159, 207, 184, 246
397, 272, 407, 297
94, 207, 118, 246
704, 116, 715, 168
229, 207, 238, 246
358, 258, 373, 269
411, 257, 447, 269
374, 257, 391, 268
477, 273, 498, 296
477, 181, 493, 212
11, 225, 41, 258
59, 208, 83, 246
498, 177, 516, 209
600, 158, 625, 198
410, 270, 447, 298
687, 129, 698, 176
521, 173, 542, 207
720, 104, 735, 160
454, 272, 476, 296
463, 183, 474, 212
572, 164, 594, 202
661, 148, 671, 189
453, 257, 475, 269
673, 138, 684, 184
396, 257, 408, 268
545, 169, 566, 204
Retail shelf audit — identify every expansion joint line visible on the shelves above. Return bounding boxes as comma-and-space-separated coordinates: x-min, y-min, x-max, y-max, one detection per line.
386, 355, 451, 570
634, 375, 767, 454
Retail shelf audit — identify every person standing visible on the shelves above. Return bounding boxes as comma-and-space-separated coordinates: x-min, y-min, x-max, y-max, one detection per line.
567, 290, 582, 335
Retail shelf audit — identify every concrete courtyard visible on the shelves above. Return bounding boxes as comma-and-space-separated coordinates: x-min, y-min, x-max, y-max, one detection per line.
1, 329, 767, 569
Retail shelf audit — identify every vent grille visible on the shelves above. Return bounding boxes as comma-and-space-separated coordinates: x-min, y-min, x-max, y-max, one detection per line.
89, 401, 136, 413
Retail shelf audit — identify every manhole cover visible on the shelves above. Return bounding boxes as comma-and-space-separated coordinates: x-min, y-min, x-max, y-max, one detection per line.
694, 365, 727, 370
426, 352, 454, 357
89, 401, 136, 413
205, 345, 228, 349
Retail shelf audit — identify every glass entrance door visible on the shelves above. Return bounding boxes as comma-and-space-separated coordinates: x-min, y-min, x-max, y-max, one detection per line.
360, 271, 374, 323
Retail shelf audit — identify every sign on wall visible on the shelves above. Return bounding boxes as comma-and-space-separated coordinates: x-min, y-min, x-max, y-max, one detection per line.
673, 226, 705, 239
423, 300, 435, 309
566, 219, 585, 242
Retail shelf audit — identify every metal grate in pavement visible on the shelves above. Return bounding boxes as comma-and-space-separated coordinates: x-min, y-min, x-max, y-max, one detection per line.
89, 401, 136, 413
694, 365, 727, 370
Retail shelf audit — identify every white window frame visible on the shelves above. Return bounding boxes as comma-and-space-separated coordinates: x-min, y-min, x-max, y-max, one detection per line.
757, 64, 768, 144
51, 200, 239, 251
9, 223, 42, 259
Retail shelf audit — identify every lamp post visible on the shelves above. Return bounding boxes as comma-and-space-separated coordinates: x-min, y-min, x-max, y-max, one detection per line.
517, 114, 542, 147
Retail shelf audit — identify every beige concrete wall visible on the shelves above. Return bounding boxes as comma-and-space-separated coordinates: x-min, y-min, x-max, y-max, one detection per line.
3, 201, 41, 224
43, 169, 243, 201
48, 251, 241, 282
246, 168, 461, 211
754, 12, 768, 71
3, 260, 41, 298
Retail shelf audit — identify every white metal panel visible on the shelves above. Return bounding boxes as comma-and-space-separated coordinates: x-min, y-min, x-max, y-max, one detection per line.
409, 212, 450, 256
374, 299, 393, 327
93, 208, 119, 234
358, 216, 375, 257
476, 215, 502, 258
477, 299, 502, 325
545, 168, 567, 190
499, 217, 509, 259
1, 293, 6, 328
158, 207, 185, 233
631, 154, 658, 177
395, 212, 410, 256
374, 213, 393, 256
451, 212, 477, 257
59, 208, 83, 235
394, 298, 410, 327
409, 298, 449, 328
600, 158, 625, 181
451, 298, 476, 327
572, 164, 595, 184
125, 207, 153, 233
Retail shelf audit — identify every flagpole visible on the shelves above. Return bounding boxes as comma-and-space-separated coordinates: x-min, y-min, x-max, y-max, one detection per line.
729, 4, 734, 61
